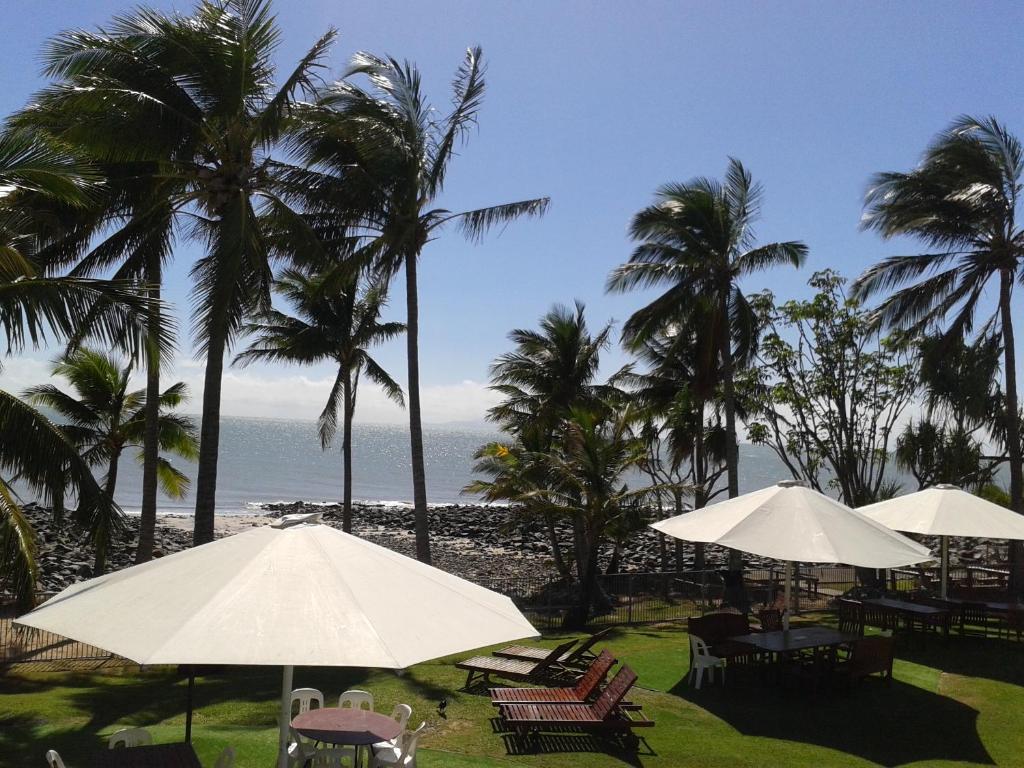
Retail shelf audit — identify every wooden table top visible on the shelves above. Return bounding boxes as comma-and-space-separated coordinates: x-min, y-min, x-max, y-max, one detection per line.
863, 597, 949, 616
292, 707, 402, 746
729, 626, 858, 653
92, 743, 201, 768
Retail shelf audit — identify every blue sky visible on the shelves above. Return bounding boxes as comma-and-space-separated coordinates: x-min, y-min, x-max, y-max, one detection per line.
3, 1, 1023, 423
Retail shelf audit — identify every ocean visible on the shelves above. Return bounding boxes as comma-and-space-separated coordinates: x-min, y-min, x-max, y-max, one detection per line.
107, 415, 908, 515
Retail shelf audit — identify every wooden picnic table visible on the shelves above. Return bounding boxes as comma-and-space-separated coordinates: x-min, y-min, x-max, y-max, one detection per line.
862, 597, 950, 637
92, 743, 201, 768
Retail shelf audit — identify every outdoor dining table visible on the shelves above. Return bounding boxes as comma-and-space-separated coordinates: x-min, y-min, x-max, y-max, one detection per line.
729, 626, 858, 656
292, 708, 402, 767
940, 597, 1024, 614
91, 743, 201, 768
862, 597, 951, 636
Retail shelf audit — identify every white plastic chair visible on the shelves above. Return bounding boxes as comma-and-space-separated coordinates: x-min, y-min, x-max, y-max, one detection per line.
108, 727, 153, 749
308, 747, 355, 767
214, 746, 235, 768
45, 750, 66, 768
288, 725, 319, 768
689, 635, 725, 690
372, 703, 413, 752
370, 721, 425, 768
338, 689, 374, 711
291, 687, 325, 716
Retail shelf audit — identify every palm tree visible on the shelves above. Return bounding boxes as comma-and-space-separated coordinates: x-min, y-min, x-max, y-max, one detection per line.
486, 302, 612, 577
22, 0, 337, 545
607, 160, 807, 524
0, 130, 166, 607
855, 116, 1024, 522
26, 349, 198, 574
292, 47, 549, 563
236, 270, 404, 532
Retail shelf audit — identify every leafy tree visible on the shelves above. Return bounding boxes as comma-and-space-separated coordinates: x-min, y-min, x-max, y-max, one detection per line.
747, 270, 917, 505
855, 116, 1024, 521
896, 421, 993, 491
294, 47, 549, 563
470, 405, 673, 628
607, 159, 806, 567
26, 349, 198, 574
236, 270, 404, 532
23, 0, 337, 545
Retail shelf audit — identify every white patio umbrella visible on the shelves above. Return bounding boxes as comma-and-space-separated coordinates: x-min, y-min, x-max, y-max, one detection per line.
859, 484, 1024, 598
16, 514, 538, 768
650, 480, 933, 612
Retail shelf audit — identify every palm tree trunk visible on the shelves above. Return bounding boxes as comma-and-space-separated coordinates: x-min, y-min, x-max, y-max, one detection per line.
405, 253, 431, 563
193, 324, 228, 546
545, 517, 570, 578
999, 270, 1024, 588
95, 454, 120, 576
135, 256, 161, 564
719, 298, 743, 572
342, 370, 354, 534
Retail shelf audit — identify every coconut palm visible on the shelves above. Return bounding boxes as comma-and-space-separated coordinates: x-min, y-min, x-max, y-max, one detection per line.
22, 0, 337, 545
26, 349, 198, 574
292, 47, 549, 563
0, 131, 166, 608
236, 270, 404, 532
607, 159, 807, 517
485, 302, 612, 577
855, 116, 1024, 519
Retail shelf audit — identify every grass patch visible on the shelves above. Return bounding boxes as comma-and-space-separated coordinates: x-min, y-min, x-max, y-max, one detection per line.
3, 616, 1022, 767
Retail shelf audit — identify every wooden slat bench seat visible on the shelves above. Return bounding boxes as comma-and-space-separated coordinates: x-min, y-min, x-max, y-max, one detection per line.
490, 649, 615, 705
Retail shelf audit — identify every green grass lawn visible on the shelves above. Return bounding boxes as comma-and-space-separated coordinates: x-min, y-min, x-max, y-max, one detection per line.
3, 616, 1023, 767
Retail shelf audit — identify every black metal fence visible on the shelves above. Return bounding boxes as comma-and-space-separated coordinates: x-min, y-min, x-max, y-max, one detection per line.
485, 565, 923, 631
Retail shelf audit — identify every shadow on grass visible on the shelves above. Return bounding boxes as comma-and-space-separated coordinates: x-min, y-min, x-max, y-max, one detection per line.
489, 716, 653, 766
896, 635, 1024, 687
671, 673, 993, 767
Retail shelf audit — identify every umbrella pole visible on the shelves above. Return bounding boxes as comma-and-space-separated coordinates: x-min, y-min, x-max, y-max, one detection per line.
784, 560, 792, 616
278, 665, 293, 768
941, 535, 949, 599
185, 668, 194, 743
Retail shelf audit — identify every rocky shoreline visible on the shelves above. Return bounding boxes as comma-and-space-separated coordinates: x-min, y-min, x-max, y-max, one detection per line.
24, 500, 1007, 597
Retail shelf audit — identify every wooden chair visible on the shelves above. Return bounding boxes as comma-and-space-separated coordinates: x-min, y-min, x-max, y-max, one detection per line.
493, 628, 612, 669
837, 599, 865, 638
498, 665, 653, 737
757, 608, 783, 631
1002, 608, 1024, 641
958, 602, 990, 637
490, 649, 616, 705
834, 635, 895, 687
862, 602, 890, 632
457, 639, 578, 689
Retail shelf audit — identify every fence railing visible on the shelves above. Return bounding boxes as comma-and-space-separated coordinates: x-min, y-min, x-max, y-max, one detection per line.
484, 565, 924, 631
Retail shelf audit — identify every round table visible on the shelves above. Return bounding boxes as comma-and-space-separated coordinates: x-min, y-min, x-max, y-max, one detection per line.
292, 708, 402, 763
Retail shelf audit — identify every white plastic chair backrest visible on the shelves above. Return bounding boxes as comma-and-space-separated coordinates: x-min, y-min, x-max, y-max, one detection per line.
45, 750, 66, 768
338, 689, 373, 710
214, 746, 235, 768
308, 748, 351, 767
690, 635, 712, 658
108, 727, 153, 749
389, 703, 413, 732
398, 722, 427, 760
291, 687, 324, 716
